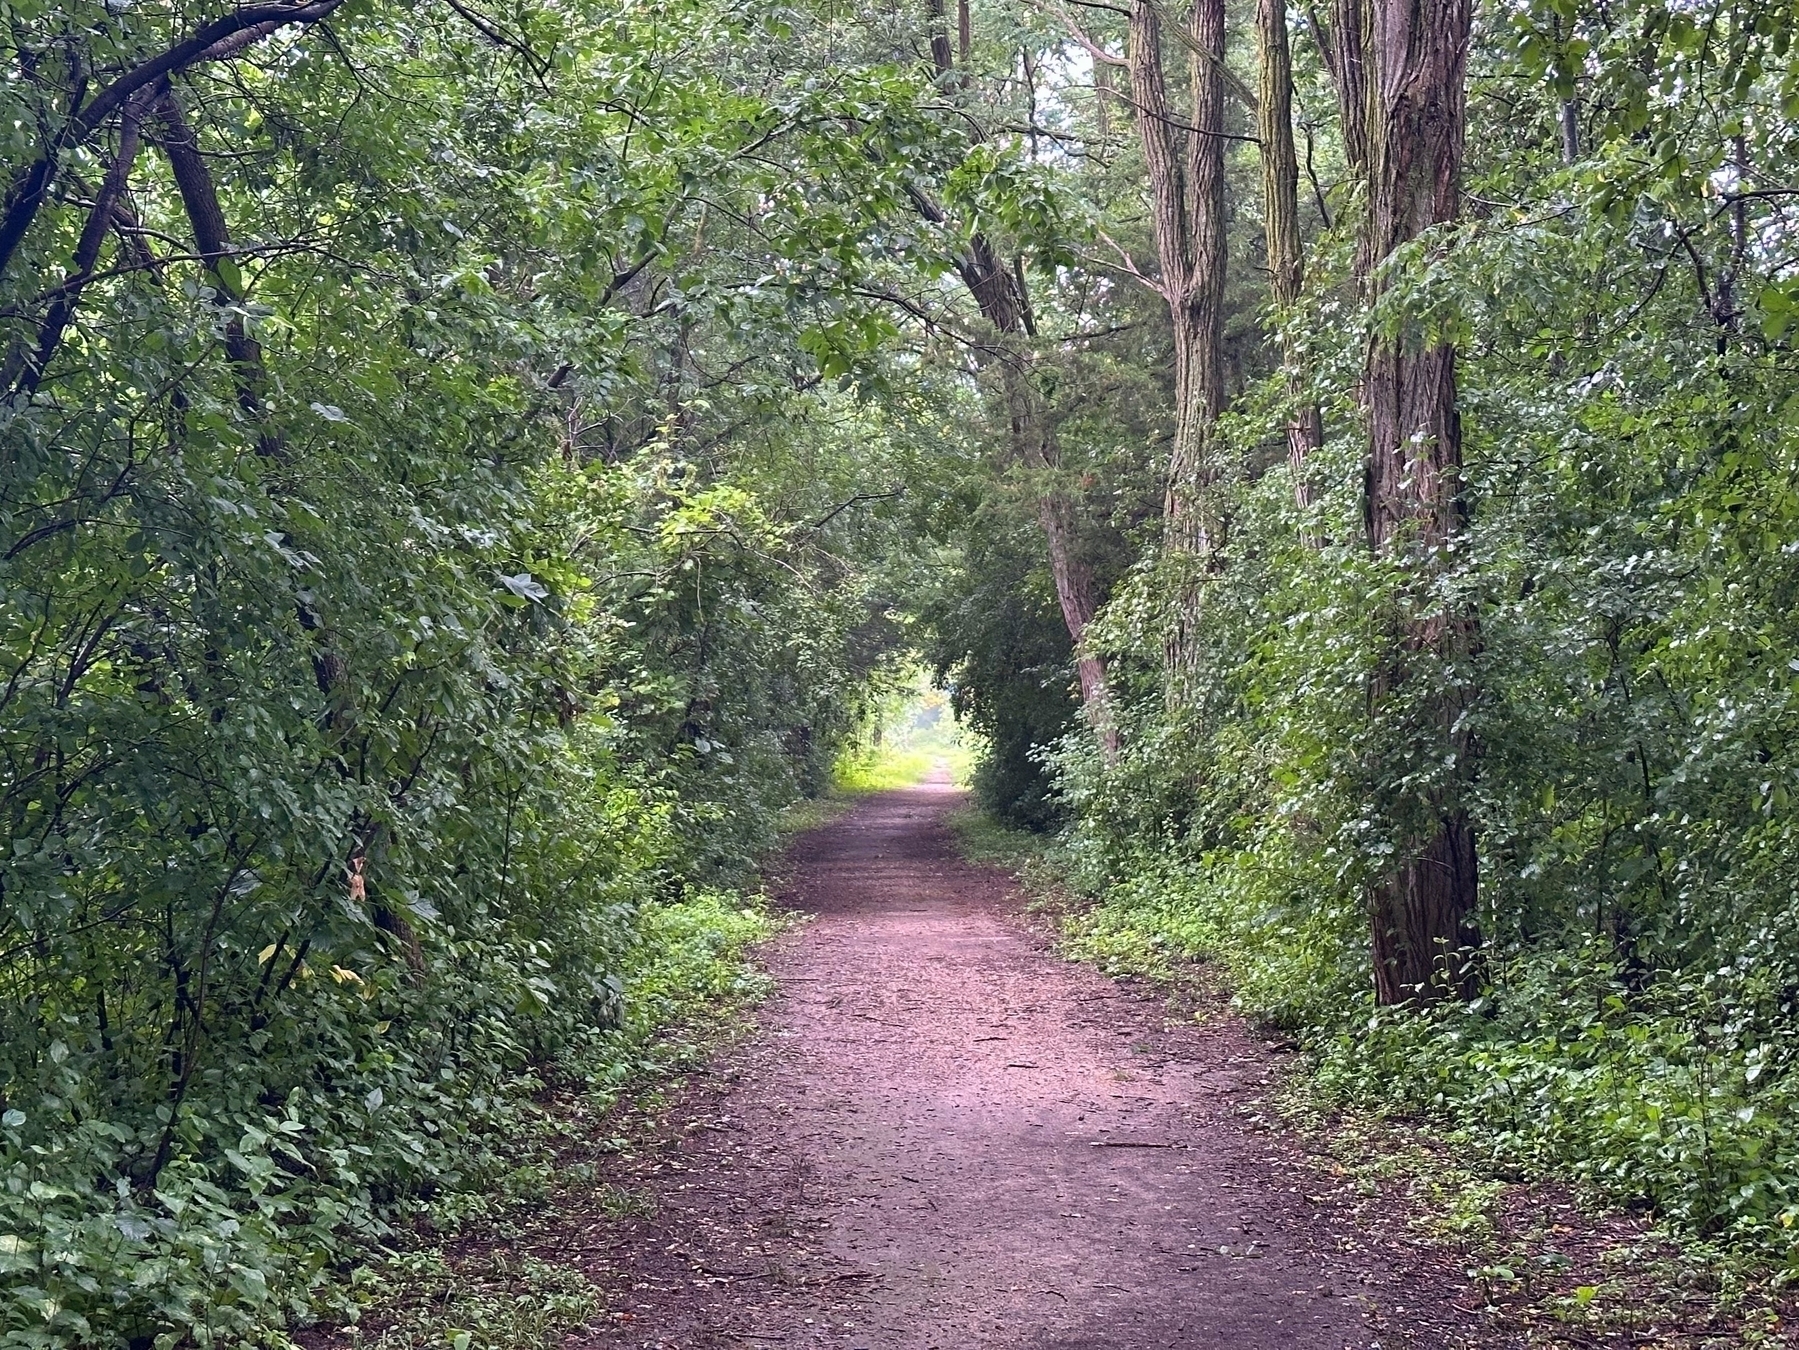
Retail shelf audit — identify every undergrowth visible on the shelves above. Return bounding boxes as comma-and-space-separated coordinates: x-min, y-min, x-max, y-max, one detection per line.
1057, 838, 1799, 1268
319, 890, 775, 1348
340, 1253, 599, 1350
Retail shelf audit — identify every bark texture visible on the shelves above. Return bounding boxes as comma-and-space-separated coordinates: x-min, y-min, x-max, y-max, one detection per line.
961, 234, 1109, 736
915, 9, 1112, 742
1363, 0, 1479, 1004
1325, 0, 1369, 175
1129, 0, 1228, 562
1255, 0, 1323, 517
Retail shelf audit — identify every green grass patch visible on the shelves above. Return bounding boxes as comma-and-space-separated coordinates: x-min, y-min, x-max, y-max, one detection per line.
343, 1252, 599, 1350
831, 670, 977, 794
834, 743, 938, 792
947, 804, 1046, 870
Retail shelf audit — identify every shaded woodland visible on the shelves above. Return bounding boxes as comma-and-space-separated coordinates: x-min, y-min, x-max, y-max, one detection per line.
3, 0, 1799, 1340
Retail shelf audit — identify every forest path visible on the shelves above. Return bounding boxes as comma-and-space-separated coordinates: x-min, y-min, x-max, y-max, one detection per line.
570, 776, 1385, 1349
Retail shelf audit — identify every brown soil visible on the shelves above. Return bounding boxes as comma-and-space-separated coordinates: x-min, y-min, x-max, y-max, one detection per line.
568, 777, 1414, 1350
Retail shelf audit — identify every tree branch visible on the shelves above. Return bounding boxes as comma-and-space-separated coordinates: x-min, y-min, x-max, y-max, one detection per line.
12, 93, 150, 397
0, 0, 347, 279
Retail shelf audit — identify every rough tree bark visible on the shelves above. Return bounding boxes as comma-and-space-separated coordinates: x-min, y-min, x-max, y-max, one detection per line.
1310, 0, 1371, 295
1362, 0, 1480, 1004
1128, 0, 1228, 563
1254, 0, 1324, 518
917, 11, 1113, 743
1323, 0, 1369, 175
967, 239, 1111, 730
149, 91, 271, 430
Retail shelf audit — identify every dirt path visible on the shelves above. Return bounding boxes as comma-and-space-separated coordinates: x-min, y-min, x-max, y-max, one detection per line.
570, 779, 1394, 1349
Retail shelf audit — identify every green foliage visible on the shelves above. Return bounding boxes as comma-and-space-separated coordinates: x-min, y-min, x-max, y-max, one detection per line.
920, 509, 1083, 831
0, 0, 945, 1342
928, 0, 1799, 1273
832, 745, 938, 794
344, 1251, 598, 1350
832, 675, 972, 793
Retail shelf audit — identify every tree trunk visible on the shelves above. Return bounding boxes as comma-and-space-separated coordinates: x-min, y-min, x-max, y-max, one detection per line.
1255, 0, 1324, 520
1313, 0, 1372, 297
12, 102, 147, 397
1363, 0, 1479, 1004
1130, 0, 1227, 558
1320, 0, 1369, 176
917, 2, 1113, 744
1038, 490, 1108, 716
1128, 0, 1229, 693
150, 90, 281, 457
1000, 341, 1113, 747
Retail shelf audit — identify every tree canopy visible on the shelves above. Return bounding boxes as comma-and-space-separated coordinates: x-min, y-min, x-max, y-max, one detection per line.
5, 0, 1799, 1339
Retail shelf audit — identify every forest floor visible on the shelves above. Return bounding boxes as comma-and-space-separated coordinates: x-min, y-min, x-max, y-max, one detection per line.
316, 773, 1794, 1349
295, 772, 1799, 1350
554, 774, 1522, 1350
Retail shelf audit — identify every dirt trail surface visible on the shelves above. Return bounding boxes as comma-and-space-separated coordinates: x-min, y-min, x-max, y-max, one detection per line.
571, 777, 1398, 1350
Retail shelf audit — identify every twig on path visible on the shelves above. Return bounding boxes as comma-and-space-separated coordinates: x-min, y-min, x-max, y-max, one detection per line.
799, 1270, 877, 1287
1089, 1139, 1182, 1148
671, 1248, 770, 1279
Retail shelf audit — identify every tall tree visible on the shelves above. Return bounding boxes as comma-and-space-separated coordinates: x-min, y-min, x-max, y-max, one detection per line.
1361, 0, 1479, 1003
917, 11, 1113, 737
1254, 0, 1323, 517
1127, 0, 1229, 565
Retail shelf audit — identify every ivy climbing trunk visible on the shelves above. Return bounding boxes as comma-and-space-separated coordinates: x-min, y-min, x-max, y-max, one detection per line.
1363, 0, 1479, 1003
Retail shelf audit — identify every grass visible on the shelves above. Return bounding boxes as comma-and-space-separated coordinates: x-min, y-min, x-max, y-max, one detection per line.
341, 1252, 599, 1350
950, 805, 1057, 884
782, 703, 977, 831
834, 743, 953, 793
833, 674, 977, 794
